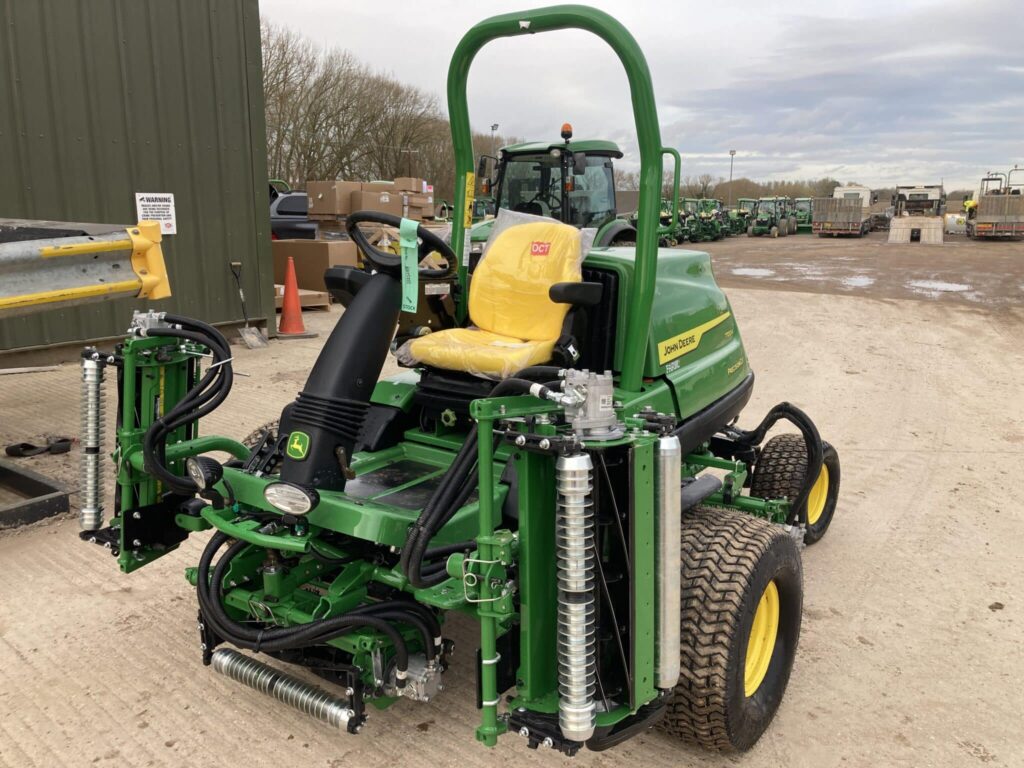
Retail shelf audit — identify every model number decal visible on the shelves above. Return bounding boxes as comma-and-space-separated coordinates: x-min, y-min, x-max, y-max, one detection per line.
657, 312, 731, 365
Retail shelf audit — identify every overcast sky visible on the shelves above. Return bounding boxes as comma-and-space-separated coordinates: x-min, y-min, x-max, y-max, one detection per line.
261, 0, 1023, 192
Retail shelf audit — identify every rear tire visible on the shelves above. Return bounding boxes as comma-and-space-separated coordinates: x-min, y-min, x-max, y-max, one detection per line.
661, 506, 802, 751
242, 420, 280, 449
750, 434, 840, 545
770, 225, 779, 238
777, 222, 788, 237
747, 226, 754, 237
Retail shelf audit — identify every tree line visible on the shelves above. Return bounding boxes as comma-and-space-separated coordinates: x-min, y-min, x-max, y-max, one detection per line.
262, 21, 516, 202
264, 23, 957, 208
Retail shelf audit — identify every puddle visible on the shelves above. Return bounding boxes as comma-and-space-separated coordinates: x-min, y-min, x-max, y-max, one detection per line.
907, 280, 970, 293
731, 267, 776, 277
843, 275, 876, 288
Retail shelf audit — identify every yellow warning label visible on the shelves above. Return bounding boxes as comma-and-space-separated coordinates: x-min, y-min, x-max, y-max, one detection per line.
657, 312, 731, 365
463, 171, 475, 229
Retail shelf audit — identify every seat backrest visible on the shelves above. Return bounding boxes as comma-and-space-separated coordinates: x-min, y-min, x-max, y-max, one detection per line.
468, 221, 582, 341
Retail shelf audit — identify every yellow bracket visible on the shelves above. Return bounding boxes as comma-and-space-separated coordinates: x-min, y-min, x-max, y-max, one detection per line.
128, 221, 172, 300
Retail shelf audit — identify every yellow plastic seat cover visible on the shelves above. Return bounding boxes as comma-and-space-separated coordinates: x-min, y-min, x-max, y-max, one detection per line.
403, 220, 582, 378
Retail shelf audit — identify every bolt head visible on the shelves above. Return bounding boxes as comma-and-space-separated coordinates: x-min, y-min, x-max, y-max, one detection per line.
542, 737, 554, 748
519, 727, 530, 737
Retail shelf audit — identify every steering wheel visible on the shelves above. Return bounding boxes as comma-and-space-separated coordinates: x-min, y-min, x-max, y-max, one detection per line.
532, 190, 561, 214
346, 211, 456, 279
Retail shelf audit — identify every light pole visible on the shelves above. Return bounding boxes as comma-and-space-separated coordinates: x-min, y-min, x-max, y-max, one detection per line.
490, 123, 499, 157
728, 149, 737, 208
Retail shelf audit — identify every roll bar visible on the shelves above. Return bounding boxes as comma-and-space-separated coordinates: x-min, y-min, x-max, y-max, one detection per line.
447, 5, 664, 392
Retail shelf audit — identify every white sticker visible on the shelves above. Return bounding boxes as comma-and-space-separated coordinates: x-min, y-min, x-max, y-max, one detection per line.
135, 193, 177, 235
424, 282, 451, 296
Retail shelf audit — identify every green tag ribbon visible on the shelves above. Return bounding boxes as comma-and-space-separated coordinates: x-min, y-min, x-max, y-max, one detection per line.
399, 217, 419, 313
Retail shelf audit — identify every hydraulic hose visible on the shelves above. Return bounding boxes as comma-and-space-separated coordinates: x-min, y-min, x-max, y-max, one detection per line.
723, 402, 824, 525
197, 534, 409, 681
401, 376, 541, 588
141, 317, 234, 493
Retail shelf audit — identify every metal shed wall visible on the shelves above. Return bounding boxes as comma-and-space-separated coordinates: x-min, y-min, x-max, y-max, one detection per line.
0, 0, 273, 353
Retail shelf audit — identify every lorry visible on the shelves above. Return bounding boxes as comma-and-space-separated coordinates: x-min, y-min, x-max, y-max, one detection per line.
894, 185, 945, 217
812, 186, 872, 237
965, 169, 1024, 240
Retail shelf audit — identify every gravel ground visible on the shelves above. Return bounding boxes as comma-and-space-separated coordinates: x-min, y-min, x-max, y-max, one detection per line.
1, 236, 1022, 768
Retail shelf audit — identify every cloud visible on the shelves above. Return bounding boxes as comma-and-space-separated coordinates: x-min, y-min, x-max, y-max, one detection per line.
261, 0, 1023, 191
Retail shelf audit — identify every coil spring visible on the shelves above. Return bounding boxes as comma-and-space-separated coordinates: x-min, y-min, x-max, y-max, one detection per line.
79, 357, 106, 531
555, 453, 597, 743
211, 649, 353, 729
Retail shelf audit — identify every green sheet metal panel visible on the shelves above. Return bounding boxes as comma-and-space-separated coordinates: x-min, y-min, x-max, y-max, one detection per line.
0, 0, 272, 352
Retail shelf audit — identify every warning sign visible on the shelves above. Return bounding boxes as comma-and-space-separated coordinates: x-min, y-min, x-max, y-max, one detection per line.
135, 193, 177, 235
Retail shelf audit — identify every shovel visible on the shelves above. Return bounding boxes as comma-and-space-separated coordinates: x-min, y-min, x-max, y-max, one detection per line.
229, 260, 268, 349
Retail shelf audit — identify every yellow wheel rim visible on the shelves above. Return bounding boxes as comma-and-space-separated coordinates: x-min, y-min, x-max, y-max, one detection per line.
806, 465, 830, 526
744, 580, 780, 697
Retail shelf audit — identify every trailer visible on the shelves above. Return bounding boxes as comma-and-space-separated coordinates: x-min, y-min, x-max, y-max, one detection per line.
966, 170, 1024, 241
812, 187, 872, 237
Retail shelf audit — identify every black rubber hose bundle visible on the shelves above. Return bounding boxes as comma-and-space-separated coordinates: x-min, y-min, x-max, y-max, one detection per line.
723, 402, 824, 525
141, 314, 234, 494
400, 376, 539, 588
197, 533, 411, 680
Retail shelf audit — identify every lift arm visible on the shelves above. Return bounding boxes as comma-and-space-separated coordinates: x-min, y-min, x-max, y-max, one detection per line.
0, 220, 171, 318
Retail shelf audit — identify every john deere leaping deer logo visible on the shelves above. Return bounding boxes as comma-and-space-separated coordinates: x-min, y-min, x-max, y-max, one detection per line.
286, 431, 310, 461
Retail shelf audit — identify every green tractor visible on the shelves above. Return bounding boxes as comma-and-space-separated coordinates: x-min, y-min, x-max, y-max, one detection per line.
79, 6, 839, 758
747, 196, 795, 238
724, 199, 752, 236
469, 130, 637, 266
793, 197, 813, 233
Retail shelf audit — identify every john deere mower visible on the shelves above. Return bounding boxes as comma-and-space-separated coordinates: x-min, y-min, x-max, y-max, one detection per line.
79, 6, 839, 757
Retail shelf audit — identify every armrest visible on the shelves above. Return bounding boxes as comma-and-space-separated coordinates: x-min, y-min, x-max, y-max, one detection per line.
549, 281, 603, 307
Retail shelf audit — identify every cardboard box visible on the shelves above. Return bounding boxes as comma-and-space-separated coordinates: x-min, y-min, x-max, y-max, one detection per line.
407, 193, 434, 206
350, 190, 402, 217
361, 180, 397, 194
272, 239, 360, 293
394, 176, 426, 193
306, 180, 361, 216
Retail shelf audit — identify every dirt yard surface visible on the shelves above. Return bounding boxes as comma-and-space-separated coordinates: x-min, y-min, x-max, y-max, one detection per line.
702, 231, 1023, 309
1, 236, 1022, 768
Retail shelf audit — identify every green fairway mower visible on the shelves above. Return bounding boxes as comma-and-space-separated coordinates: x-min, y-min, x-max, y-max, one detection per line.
793, 197, 813, 233
78, 5, 840, 757
747, 196, 792, 238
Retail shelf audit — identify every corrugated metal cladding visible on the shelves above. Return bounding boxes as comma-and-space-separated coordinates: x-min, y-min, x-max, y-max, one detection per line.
0, 0, 273, 353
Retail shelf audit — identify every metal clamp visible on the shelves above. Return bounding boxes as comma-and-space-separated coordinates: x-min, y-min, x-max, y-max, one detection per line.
460, 556, 504, 604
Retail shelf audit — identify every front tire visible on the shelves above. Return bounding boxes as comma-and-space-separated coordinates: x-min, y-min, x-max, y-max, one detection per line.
660, 506, 802, 751
750, 434, 840, 545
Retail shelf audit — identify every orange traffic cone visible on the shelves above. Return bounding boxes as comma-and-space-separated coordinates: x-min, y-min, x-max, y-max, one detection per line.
277, 256, 317, 339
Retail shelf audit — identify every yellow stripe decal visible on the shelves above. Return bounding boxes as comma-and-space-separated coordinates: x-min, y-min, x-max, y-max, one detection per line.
0, 279, 142, 312
39, 239, 133, 258
657, 311, 731, 365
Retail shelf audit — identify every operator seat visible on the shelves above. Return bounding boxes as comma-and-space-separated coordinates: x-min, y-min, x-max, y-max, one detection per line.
399, 220, 585, 379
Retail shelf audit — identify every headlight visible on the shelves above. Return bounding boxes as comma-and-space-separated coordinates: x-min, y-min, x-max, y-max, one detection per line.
186, 456, 223, 490
264, 482, 319, 515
